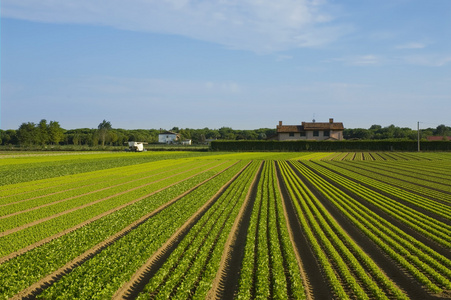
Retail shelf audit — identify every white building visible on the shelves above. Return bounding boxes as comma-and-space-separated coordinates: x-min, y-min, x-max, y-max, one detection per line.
158, 131, 180, 144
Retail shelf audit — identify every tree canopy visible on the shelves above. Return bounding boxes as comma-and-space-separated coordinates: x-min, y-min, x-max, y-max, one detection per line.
2, 121, 451, 147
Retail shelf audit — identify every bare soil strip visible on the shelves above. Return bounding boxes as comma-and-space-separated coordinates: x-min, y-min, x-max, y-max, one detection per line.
206, 161, 263, 300
0, 161, 231, 264
112, 162, 251, 300
0, 161, 216, 237
11, 161, 237, 300
275, 162, 327, 300
292, 161, 441, 299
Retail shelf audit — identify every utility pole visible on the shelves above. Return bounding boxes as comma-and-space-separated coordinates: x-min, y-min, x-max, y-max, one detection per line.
417, 121, 420, 152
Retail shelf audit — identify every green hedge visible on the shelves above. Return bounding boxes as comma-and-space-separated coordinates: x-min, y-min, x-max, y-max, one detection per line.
210, 140, 451, 152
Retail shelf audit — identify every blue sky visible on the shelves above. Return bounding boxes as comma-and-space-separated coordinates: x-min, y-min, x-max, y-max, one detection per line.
1, 0, 450, 130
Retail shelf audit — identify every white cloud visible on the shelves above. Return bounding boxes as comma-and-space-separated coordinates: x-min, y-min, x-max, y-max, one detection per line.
1, 0, 349, 53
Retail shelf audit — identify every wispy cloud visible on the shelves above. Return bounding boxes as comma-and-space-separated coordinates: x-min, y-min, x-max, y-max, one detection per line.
1, 0, 349, 53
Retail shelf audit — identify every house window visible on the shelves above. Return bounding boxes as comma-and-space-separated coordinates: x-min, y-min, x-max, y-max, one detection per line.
289, 132, 295, 137
324, 130, 330, 137
300, 132, 306, 137
313, 131, 319, 136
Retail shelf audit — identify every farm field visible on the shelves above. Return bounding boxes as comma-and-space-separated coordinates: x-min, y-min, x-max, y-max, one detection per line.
0, 151, 450, 299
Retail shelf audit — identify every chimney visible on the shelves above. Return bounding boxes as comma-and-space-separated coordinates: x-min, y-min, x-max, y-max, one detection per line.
279, 121, 282, 127
329, 118, 334, 123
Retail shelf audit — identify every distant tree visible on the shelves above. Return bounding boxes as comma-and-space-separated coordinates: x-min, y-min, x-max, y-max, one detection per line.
48, 121, 64, 144
98, 120, 112, 146
258, 132, 267, 140
37, 119, 50, 145
17, 122, 37, 145
1, 130, 17, 145
206, 129, 220, 140
344, 128, 370, 140
219, 127, 235, 140
435, 124, 449, 136
179, 129, 191, 141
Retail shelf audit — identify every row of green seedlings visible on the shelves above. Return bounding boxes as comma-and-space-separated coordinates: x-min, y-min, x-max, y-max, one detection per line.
350, 159, 451, 191
0, 151, 197, 186
0, 159, 214, 226
319, 161, 451, 219
348, 160, 451, 196
7, 160, 247, 299
0, 160, 232, 257
333, 160, 451, 205
0, 160, 220, 230
371, 159, 451, 181
0, 157, 189, 202
0, 160, 243, 299
133, 161, 261, 299
278, 160, 407, 299
350, 159, 451, 187
237, 161, 305, 299
292, 161, 451, 294
332, 159, 451, 212
302, 161, 451, 248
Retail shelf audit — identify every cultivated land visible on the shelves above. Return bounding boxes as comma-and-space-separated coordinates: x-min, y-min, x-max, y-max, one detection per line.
0, 151, 450, 299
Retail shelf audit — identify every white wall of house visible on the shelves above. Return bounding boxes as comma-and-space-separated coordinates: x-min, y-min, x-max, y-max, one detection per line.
158, 133, 178, 144
278, 130, 342, 141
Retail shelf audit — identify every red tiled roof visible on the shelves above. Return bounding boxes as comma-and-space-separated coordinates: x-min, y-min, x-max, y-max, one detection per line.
277, 121, 344, 132
302, 121, 344, 130
277, 125, 303, 133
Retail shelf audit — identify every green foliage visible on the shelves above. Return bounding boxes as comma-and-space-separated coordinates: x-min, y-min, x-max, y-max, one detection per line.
210, 140, 451, 152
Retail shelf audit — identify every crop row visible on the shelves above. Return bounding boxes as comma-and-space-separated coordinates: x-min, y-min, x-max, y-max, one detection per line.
0, 158, 189, 202
320, 152, 451, 161
35, 160, 255, 299
0, 160, 234, 257
237, 161, 305, 299
300, 161, 451, 247
0, 151, 215, 186
315, 161, 451, 219
278, 160, 407, 299
0, 160, 216, 230
134, 161, 261, 299
342, 160, 451, 196
0, 160, 244, 298
291, 161, 451, 294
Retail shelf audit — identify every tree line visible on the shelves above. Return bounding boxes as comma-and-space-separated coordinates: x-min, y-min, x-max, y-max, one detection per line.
1, 120, 450, 147
343, 124, 451, 140
0, 120, 276, 147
